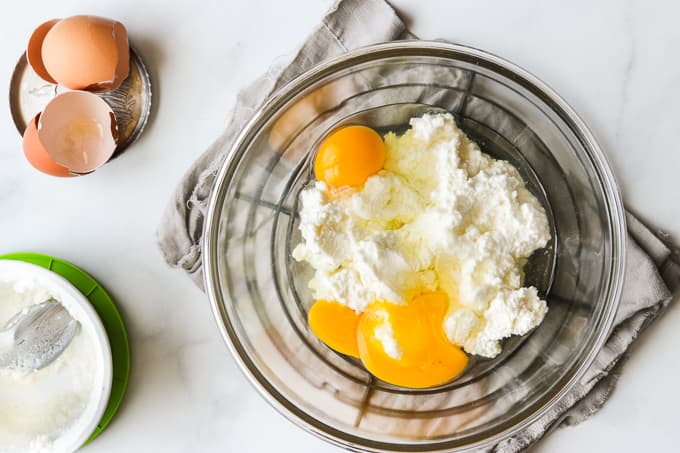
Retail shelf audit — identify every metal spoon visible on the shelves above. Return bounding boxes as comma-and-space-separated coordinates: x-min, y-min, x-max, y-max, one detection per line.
0, 299, 78, 373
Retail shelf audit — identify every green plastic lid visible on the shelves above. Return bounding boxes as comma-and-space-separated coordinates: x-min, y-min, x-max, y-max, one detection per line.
0, 252, 130, 446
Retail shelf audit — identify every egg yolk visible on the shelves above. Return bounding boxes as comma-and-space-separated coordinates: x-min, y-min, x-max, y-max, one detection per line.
308, 300, 361, 358
314, 125, 385, 188
356, 293, 468, 388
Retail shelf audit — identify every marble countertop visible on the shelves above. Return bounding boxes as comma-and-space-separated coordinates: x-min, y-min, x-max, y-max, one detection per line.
1, 1, 678, 451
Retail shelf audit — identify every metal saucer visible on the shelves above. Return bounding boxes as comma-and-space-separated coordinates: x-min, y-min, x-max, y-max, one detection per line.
9, 46, 152, 158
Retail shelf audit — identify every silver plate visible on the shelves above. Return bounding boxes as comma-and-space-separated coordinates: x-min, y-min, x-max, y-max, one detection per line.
9, 46, 152, 157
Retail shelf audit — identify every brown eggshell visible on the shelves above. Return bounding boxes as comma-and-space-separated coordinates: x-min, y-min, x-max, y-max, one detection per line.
22, 113, 74, 177
111, 21, 130, 90
37, 91, 118, 174
26, 19, 59, 83
41, 15, 130, 93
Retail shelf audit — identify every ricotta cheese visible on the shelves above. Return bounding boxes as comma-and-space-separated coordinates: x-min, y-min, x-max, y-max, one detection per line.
293, 113, 550, 358
0, 279, 97, 453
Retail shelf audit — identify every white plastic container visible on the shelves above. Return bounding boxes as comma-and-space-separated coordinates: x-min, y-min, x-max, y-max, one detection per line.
0, 260, 112, 453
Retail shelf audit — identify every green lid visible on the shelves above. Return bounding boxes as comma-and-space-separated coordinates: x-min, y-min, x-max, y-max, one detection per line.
0, 252, 130, 446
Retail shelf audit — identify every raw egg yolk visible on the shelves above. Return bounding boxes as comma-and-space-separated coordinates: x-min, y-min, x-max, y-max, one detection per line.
357, 292, 468, 388
314, 125, 385, 188
308, 300, 361, 358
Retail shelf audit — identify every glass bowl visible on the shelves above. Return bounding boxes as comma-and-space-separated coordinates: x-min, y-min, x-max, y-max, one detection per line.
203, 41, 626, 451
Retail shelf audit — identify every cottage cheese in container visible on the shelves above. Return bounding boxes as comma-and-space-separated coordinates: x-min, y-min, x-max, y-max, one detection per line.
0, 275, 103, 453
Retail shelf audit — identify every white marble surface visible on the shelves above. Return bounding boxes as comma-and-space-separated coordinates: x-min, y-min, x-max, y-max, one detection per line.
1, 0, 678, 451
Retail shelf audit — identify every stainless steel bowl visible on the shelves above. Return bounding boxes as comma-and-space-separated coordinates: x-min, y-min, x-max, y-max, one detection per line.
203, 41, 626, 451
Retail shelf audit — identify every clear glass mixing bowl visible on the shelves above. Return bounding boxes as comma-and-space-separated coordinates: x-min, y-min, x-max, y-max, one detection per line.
203, 42, 626, 451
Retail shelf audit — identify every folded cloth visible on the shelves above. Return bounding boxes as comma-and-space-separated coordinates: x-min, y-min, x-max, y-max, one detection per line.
157, 0, 679, 451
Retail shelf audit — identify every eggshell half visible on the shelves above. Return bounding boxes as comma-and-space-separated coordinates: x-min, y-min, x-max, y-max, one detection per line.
26, 19, 59, 83
112, 21, 130, 89
41, 15, 130, 92
38, 91, 118, 174
22, 113, 73, 177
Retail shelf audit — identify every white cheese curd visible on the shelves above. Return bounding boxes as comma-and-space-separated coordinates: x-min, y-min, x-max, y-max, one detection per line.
293, 113, 551, 358
372, 308, 402, 360
0, 279, 97, 453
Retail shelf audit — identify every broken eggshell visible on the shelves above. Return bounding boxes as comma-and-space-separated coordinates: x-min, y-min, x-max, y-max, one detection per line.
37, 91, 118, 174
22, 113, 73, 177
26, 18, 59, 84
41, 15, 130, 92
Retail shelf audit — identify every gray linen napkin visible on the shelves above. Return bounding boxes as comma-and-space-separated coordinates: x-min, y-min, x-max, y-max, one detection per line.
157, 0, 680, 451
